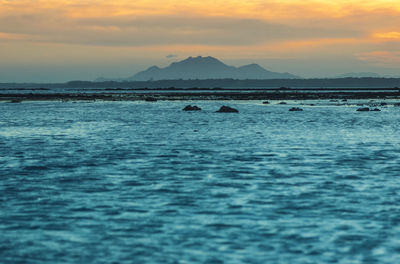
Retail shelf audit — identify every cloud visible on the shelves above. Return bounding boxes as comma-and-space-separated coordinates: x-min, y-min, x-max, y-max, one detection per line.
0, 13, 363, 47
0, 32, 28, 40
0, 0, 399, 50
2, 0, 400, 78
166, 54, 177, 58
373, 32, 400, 41
356, 51, 400, 66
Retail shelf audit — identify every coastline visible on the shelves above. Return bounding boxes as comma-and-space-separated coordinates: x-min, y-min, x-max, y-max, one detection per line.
1, 89, 400, 102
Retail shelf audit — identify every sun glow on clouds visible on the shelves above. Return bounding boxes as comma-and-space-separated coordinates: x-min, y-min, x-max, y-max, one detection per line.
0, 32, 28, 40
2, 0, 400, 18
373, 32, 400, 40
1, 0, 400, 80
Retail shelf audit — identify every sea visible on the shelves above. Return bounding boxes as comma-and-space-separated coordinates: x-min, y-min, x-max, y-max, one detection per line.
1, 100, 400, 263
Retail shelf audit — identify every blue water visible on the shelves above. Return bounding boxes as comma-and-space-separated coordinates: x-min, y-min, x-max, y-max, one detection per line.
1, 100, 400, 263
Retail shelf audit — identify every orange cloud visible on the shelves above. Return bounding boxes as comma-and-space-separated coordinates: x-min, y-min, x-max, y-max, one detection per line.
0, 32, 28, 40
373, 31, 400, 40
2, 0, 400, 70
263, 38, 362, 52
2, 0, 400, 19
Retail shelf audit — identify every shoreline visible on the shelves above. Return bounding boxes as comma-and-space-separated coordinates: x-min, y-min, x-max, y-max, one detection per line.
1, 90, 400, 102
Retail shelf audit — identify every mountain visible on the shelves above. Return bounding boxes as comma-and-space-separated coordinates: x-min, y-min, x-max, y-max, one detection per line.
122, 56, 299, 81
335, 72, 382, 78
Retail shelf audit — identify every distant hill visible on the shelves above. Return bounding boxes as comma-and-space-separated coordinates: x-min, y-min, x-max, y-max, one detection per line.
335, 72, 382, 78
97, 56, 299, 81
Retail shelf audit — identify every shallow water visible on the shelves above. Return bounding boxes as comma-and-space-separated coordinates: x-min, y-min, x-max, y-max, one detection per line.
1, 100, 400, 263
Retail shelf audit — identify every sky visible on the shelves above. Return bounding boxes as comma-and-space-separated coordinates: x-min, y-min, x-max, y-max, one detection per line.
1, 0, 400, 82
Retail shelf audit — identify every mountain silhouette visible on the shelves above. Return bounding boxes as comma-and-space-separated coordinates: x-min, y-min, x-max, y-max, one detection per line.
125, 56, 299, 81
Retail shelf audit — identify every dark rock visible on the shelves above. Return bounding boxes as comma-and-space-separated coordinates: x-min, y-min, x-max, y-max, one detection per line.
380, 102, 387, 106
262, 101, 270, 104
183, 105, 202, 111
357, 107, 370, 111
371, 108, 381, 111
289, 107, 303, 111
144, 97, 157, 102
216, 106, 239, 113
342, 99, 348, 102
279, 102, 287, 105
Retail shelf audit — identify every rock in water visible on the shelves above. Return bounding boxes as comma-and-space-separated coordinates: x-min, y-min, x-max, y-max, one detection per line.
289, 107, 303, 111
262, 101, 270, 104
371, 108, 381, 112
183, 105, 202, 111
357, 107, 370, 111
216, 106, 239, 113
144, 97, 157, 102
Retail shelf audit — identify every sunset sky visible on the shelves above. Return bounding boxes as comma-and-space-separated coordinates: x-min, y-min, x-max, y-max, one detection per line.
1, 0, 400, 82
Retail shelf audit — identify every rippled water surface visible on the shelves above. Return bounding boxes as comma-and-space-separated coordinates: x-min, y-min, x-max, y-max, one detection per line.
1, 100, 400, 263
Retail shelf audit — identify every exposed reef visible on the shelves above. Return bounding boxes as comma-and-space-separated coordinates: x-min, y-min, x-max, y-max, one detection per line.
183, 105, 202, 111
144, 97, 157, 102
216, 106, 239, 113
289, 107, 303, 111
357, 107, 370, 111
1, 88, 400, 102
356, 107, 381, 112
